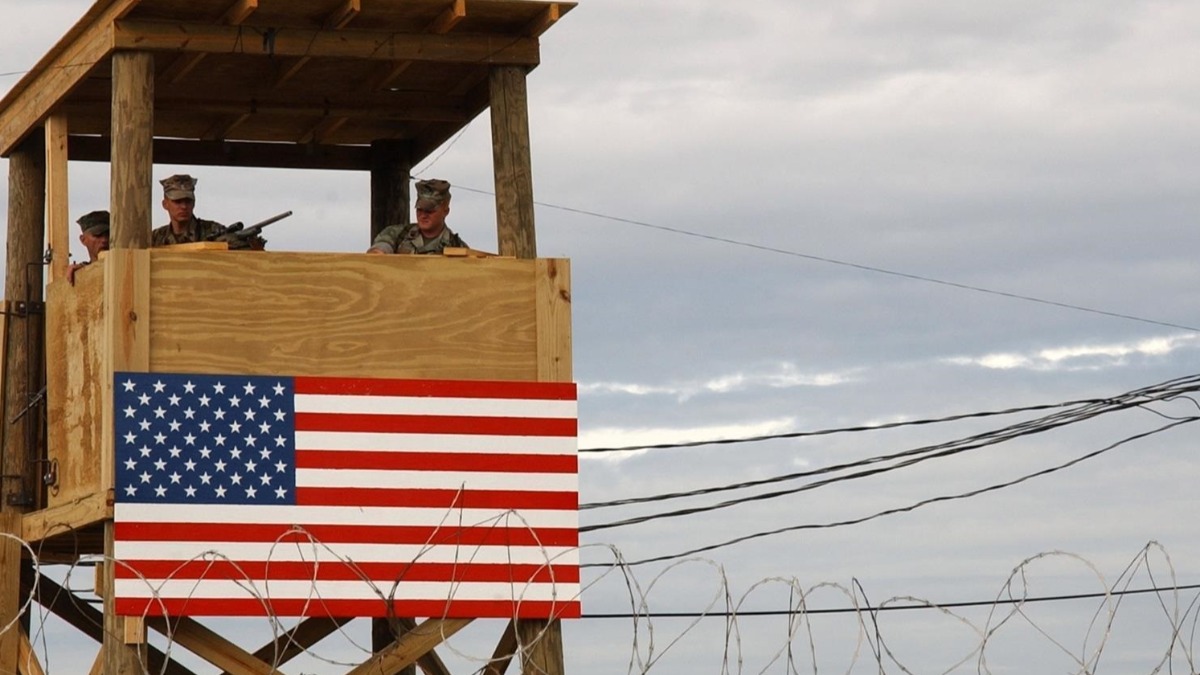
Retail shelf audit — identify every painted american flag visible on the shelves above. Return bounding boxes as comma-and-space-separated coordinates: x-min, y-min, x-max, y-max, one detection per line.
112, 372, 580, 619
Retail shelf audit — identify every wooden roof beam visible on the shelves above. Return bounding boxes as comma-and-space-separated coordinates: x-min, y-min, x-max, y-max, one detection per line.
370, 0, 466, 91
67, 136, 374, 170
298, 116, 350, 144
222, 0, 259, 25
324, 0, 361, 30
113, 20, 540, 65
429, 0, 467, 34
161, 2, 258, 86
273, 1, 359, 90
201, 113, 251, 141
523, 3, 561, 37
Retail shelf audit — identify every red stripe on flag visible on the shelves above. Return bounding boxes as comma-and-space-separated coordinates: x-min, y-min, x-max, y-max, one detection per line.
117, 597, 582, 619
294, 377, 577, 401
115, 560, 580, 584
296, 487, 579, 511
295, 412, 577, 436
115, 522, 579, 547
296, 450, 578, 473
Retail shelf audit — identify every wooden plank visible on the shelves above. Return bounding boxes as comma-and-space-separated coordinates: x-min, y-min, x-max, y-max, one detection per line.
535, 259, 572, 382
0, 18, 117, 156
103, 525, 147, 673
160, 53, 208, 85
370, 139, 412, 240
517, 619, 563, 675
21, 566, 193, 675
346, 618, 472, 675
102, 250, 151, 499
428, 0, 467, 34
3, 140, 45, 512
18, 628, 47, 675
523, 3, 561, 37
123, 616, 145, 645
297, 116, 350, 144
483, 620, 518, 675
22, 491, 110, 543
222, 0, 259, 25
45, 266, 106, 508
112, 20, 540, 66
110, 51, 154, 251
147, 617, 277, 675
44, 114, 70, 284
272, 57, 312, 89
324, 0, 362, 29
222, 616, 353, 674
68, 136, 374, 171
0, 511, 22, 674
489, 66, 537, 258
87, 652, 102, 675
147, 252, 540, 380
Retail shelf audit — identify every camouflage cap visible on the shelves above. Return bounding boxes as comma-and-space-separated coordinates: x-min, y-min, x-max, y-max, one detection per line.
160, 174, 197, 200
76, 210, 110, 236
414, 179, 451, 210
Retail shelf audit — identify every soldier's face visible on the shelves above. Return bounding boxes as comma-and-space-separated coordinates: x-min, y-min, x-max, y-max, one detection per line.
415, 202, 449, 235
163, 197, 195, 224
80, 231, 109, 261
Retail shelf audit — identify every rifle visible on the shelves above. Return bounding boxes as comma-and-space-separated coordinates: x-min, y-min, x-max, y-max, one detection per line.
207, 210, 293, 249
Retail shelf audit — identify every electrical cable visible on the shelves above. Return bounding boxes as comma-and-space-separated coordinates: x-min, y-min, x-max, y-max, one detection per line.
581, 374, 1200, 519
587, 417, 1196, 567
580, 583, 1200, 619
451, 183, 1200, 333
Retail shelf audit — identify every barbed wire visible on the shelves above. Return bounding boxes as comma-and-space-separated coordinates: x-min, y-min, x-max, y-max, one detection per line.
7, 531, 1199, 674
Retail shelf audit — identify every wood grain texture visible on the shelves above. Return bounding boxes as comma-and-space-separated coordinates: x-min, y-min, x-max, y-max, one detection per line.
147, 252, 543, 380
45, 115, 70, 284
46, 270, 106, 508
110, 51, 154, 251
489, 66, 536, 258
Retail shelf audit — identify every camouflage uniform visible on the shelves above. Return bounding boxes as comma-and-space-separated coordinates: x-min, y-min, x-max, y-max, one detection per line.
369, 223, 467, 254
151, 218, 235, 246
154, 173, 250, 250
367, 178, 466, 255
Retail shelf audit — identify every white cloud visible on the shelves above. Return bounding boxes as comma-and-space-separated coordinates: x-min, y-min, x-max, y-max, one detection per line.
945, 334, 1200, 371
580, 362, 857, 401
579, 417, 798, 462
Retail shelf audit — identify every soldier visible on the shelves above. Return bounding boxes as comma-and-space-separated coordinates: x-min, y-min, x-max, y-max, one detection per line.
151, 174, 248, 249
366, 178, 467, 255
68, 209, 110, 284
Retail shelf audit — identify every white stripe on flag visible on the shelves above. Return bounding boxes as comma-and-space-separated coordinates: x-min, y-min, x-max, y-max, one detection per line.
115, 504, 578, 529
113, 542, 581, 566
113, 580, 582, 602
294, 432, 575, 454
295, 394, 577, 418
296, 469, 577, 492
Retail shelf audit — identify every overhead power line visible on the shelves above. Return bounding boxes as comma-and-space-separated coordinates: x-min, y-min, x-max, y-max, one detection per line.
579, 396, 1111, 453
580, 374, 1200, 520
581, 583, 1200, 619
588, 416, 1196, 567
450, 184, 1200, 333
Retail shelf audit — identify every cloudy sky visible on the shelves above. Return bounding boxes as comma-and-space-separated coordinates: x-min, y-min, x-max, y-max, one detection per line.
4, 0, 1200, 673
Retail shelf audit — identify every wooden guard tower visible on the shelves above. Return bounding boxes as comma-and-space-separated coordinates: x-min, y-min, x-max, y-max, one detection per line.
0, 0, 576, 673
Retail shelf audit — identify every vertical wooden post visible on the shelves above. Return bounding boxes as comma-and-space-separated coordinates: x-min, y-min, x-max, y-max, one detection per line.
0, 137, 45, 673
489, 66, 537, 259
370, 139, 412, 241
45, 114, 70, 284
2, 138, 45, 510
110, 51, 153, 251
104, 50, 154, 674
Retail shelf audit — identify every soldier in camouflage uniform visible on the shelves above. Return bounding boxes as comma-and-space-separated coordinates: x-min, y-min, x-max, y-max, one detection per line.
366, 179, 467, 255
68, 209, 110, 284
151, 174, 249, 249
